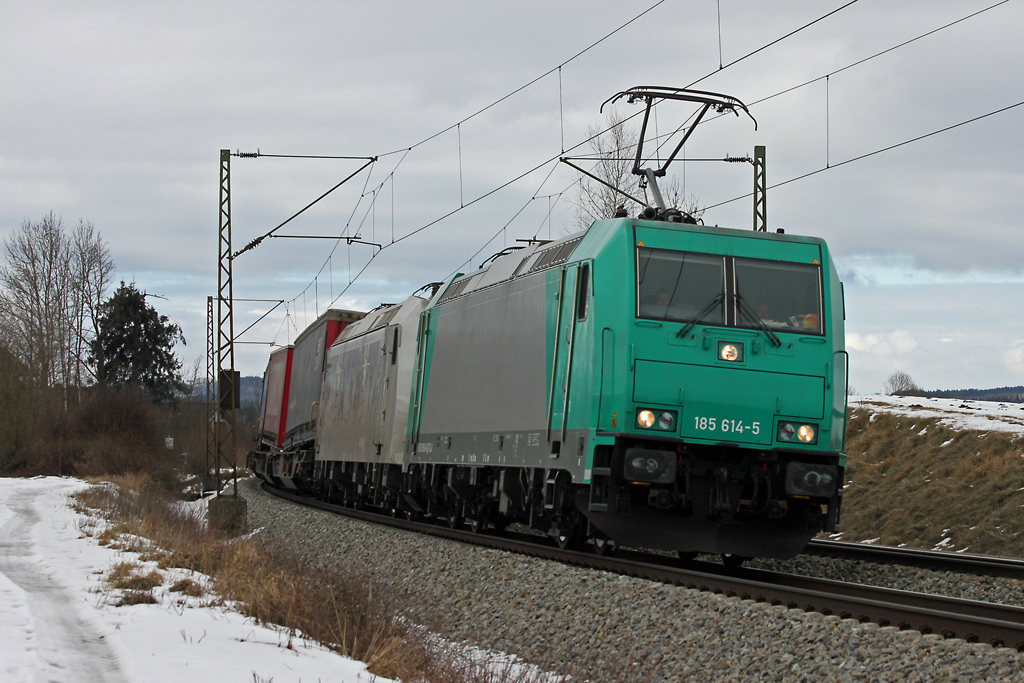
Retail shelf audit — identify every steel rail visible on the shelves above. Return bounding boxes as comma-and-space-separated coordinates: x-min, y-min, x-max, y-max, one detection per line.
259, 483, 1024, 650
806, 539, 1024, 581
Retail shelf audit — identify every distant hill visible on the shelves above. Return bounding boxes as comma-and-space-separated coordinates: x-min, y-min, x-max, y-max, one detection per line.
183, 375, 263, 408
241, 375, 262, 407
924, 386, 1024, 403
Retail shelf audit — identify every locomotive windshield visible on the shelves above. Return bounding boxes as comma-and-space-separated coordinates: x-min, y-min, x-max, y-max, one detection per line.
636, 248, 725, 324
734, 257, 822, 334
636, 247, 823, 334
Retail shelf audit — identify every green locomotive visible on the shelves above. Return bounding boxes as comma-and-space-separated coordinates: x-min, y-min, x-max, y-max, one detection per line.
398, 215, 845, 559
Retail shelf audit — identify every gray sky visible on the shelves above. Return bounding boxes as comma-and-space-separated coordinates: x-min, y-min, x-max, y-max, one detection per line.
2, 0, 1022, 393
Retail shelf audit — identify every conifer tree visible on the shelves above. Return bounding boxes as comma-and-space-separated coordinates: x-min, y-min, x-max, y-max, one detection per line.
89, 282, 186, 403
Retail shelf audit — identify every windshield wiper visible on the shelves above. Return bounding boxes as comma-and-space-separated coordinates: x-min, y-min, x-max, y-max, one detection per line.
735, 293, 782, 347
676, 292, 724, 339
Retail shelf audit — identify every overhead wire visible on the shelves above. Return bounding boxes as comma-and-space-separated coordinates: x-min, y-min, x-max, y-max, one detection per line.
687, 0, 861, 89
701, 98, 1024, 212
741, 0, 1010, 111
252, 0, 1009, 335
276, 149, 411, 316
273, 0, 860, 314
525, 0, 1020, 243
377, 0, 671, 157
443, 161, 563, 281
636, 0, 1009, 170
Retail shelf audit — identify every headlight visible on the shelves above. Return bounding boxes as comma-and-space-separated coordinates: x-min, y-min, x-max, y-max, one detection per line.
636, 408, 677, 431
778, 422, 796, 441
785, 462, 838, 497
623, 447, 676, 484
778, 422, 818, 445
797, 425, 816, 443
718, 341, 743, 362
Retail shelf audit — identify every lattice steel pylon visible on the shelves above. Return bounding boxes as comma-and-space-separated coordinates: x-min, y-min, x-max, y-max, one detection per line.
205, 295, 215, 486
216, 149, 238, 497
753, 145, 767, 232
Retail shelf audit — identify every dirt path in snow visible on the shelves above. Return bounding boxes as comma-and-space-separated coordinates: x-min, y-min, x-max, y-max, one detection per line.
0, 486, 127, 683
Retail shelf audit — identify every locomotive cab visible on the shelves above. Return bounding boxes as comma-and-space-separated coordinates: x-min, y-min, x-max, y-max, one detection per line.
576, 218, 847, 558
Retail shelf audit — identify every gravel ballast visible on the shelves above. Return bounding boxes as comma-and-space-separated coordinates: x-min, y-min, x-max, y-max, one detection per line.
239, 477, 1024, 682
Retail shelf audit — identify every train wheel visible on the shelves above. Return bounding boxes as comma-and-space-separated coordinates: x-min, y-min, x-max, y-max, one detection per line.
722, 553, 747, 568
446, 502, 463, 529
554, 526, 581, 550
592, 535, 615, 557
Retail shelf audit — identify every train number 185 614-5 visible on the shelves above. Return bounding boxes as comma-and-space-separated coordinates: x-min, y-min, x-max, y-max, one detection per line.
693, 417, 760, 435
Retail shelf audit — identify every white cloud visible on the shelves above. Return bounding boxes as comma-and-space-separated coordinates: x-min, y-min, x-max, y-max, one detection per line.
845, 333, 881, 353
1003, 341, 1024, 375
845, 331, 918, 356
837, 252, 1024, 287
889, 331, 919, 354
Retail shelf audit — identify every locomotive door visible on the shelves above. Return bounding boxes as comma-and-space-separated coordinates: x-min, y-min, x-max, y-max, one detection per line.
371, 326, 397, 458
547, 264, 581, 447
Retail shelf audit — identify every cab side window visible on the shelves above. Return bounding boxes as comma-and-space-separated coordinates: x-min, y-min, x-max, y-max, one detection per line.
576, 264, 590, 321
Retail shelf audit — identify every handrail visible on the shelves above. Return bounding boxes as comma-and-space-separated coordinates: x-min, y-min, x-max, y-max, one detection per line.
411, 311, 430, 443
836, 350, 850, 450
545, 270, 566, 444
310, 401, 320, 432
560, 267, 581, 443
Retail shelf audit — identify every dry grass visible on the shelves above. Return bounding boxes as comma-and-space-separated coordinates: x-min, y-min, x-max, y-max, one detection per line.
839, 407, 1024, 556
106, 561, 164, 591
216, 539, 429, 680
116, 591, 159, 606
169, 578, 204, 597
74, 475, 560, 683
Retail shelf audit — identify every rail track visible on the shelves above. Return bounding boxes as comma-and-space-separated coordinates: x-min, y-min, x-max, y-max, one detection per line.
260, 483, 1024, 650
806, 539, 1024, 581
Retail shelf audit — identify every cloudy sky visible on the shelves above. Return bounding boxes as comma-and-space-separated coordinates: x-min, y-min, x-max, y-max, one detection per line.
2, 0, 1022, 393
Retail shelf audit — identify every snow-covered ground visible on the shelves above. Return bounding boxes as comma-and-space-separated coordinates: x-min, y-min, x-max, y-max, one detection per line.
0, 476, 391, 683
850, 394, 1024, 435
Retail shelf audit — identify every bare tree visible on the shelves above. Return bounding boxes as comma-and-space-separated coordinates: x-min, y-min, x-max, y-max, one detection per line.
69, 220, 115, 391
0, 213, 72, 387
883, 370, 922, 396
572, 110, 643, 230
572, 110, 704, 230
0, 213, 114, 397
658, 175, 706, 223
0, 344, 30, 471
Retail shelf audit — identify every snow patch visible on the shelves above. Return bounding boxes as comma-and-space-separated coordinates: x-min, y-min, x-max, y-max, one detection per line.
0, 477, 396, 683
851, 395, 1024, 434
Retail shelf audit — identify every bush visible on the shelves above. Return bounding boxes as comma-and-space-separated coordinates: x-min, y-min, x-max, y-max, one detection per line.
21, 385, 180, 487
